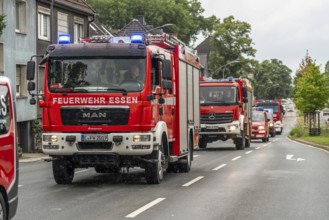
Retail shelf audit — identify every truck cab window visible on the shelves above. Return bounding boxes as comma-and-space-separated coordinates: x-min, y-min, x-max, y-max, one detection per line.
152, 59, 160, 91
0, 86, 10, 135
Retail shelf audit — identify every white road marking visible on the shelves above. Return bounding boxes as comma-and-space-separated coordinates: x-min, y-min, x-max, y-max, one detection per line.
245, 151, 253, 154
193, 155, 200, 158
212, 164, 227, 171
18, 185, 23, 187
255, 147, 261, 150
262, 144, 267, 147
182, 176, 204, 187
286, 154, 306, 162
126, 198, 166, 218
232, 156, 241, 161
75, 169, 89, 174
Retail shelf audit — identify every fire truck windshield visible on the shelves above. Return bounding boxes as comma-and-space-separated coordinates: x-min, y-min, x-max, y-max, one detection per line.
48, 58, 146, 93
255, 103, 279, 113
200, 86, 237, 105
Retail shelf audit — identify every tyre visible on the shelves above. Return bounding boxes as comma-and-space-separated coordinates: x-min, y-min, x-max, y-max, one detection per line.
245, 137, 250, 148
52, 158, 75, 184
235, 131, 245, 150
145, 149, 164, 184
0, 193, 7, 220
179, 135, 193, 173
198, 138, 207, 149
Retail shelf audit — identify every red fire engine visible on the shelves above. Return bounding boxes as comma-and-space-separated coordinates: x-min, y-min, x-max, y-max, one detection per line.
199, 77, 253, 150
27, 33, 201, 184
254, 100, 284, 134
0, 76, 18, 220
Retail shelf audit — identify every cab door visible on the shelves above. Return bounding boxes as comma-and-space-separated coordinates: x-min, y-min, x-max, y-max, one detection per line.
0, 81, 16, 190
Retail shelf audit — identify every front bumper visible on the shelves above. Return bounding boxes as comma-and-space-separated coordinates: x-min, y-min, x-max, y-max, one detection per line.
42, 132, 154, 156
274, 121, 283, 132
251, 131, 267, 139
200, 121, 241, 135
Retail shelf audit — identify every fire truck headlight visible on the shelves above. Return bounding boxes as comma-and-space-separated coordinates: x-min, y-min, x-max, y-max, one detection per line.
229, 125, 238, 131
133, 135, 151, 142
259, 126, 265, 130
43, 135, 58, 142
269, 123, 274, 127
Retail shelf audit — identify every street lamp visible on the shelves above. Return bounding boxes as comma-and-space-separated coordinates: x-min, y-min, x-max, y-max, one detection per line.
213, 59, 240, 79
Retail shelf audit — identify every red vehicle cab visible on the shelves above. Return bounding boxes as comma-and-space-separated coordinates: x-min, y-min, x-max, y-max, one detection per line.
251, 108, 270, 142
0, 76, 18, 220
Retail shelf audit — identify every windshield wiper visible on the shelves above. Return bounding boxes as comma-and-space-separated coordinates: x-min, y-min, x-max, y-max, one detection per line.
105, 88, 128, 96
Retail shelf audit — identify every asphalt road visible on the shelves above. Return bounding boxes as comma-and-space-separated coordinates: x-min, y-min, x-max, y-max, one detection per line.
14, 111, 329, 220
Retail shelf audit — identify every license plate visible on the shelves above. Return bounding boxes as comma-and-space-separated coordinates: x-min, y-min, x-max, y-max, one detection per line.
256, 134, 264, 138
206, 125, 218, 130
81, 134, 108, 141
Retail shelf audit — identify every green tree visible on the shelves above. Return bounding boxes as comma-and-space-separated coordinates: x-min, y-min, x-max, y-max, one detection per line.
294, 61, 329, 112
208, 16, 256, 79
0, 15, 6, 36
253, 59, 292, 100
86, 0, 212, 44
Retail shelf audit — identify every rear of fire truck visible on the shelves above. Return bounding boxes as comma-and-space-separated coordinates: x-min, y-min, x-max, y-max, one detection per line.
27, 33, 200, 184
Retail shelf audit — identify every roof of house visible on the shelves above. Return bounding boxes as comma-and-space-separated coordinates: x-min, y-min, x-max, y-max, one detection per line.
117, 18, 150, 36
90, 18, 112, 36
55, 0, 95, 15
195, 36, 214, 55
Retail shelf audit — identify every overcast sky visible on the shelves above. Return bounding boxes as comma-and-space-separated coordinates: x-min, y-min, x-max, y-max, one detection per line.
197, 0, 329, 73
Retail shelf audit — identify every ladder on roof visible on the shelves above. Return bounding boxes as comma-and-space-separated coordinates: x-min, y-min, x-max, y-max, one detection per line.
145, 33, 197, 55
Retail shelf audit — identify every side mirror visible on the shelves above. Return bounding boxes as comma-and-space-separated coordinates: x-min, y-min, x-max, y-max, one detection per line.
242, 87, 248, 98
27, 61, 36, 80
243, 97, 248, 103
27, 82, 35, 91
162, 59, 172, 79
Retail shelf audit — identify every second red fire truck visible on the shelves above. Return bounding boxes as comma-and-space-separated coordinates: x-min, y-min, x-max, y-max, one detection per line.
27, 33, 201, 184
199, 77, 253, 150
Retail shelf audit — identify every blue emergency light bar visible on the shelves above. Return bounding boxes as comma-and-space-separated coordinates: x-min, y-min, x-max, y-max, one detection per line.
58, 34, 71, 44
131, 33, 144, 43
255, 107, 264, 111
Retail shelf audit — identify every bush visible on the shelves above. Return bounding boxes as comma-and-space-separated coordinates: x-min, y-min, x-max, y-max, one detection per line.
290, 125, 307, 138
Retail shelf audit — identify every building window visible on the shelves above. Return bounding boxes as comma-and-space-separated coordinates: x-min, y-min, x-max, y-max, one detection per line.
74, 17, 84, 43
0, 43, 3, 76
15, 0, 27, 34
58, 12, 68, 35
0, 0, 3, 15
16, 65, 27, 97
38, 6, 50, 41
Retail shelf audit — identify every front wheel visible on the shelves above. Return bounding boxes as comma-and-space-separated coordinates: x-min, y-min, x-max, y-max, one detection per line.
0, 193, 7, 220
52, 158, 75, 184
145, 149, 164, 184
198, 138, 207, 149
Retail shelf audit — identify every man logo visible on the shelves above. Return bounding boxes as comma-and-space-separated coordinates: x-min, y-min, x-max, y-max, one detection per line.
208, 113, 216, 120
82, 112, 107, 118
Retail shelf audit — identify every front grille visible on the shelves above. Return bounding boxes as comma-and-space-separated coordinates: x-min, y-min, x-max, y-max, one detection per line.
61, 107, 129, 126
72, 154, 118, 166
77, 142, 113, 150
201, 127, 226, 132
201, 113, 233, 124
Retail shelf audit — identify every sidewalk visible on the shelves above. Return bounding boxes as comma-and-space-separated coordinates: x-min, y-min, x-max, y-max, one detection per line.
19, 153, 50, 163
